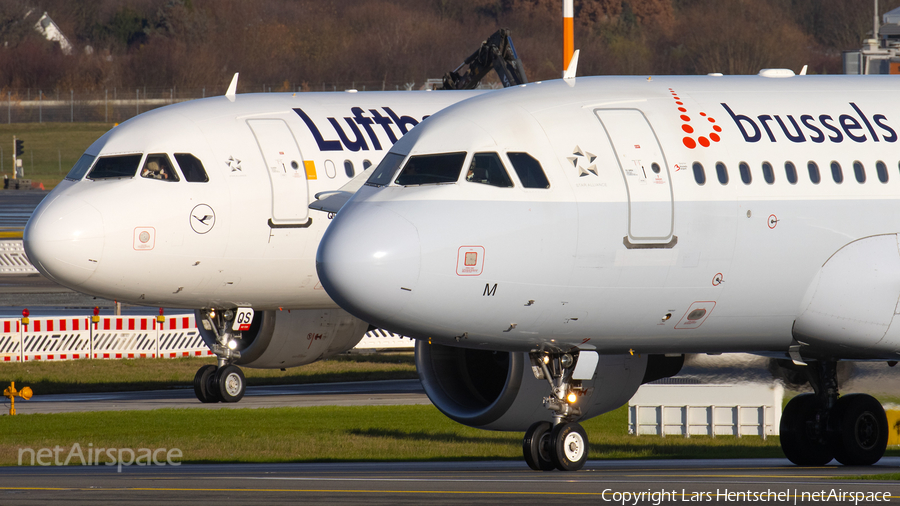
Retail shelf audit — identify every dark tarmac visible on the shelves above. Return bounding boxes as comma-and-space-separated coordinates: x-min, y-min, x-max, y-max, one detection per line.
2, 459, 899, 505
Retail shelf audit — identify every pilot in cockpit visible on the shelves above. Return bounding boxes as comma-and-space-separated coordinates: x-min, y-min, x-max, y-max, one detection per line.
141, 155, 177, 181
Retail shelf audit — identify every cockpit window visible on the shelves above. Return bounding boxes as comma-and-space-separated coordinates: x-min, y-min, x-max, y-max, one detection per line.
87, 154, 143, 180
140, 154, 179, 181
507, 152, 550, 188
366, 152, 405, 187
65, 154, 96, 181
466, 152, 513, 187
395, 152, 466, 186
174, 153, 209, 182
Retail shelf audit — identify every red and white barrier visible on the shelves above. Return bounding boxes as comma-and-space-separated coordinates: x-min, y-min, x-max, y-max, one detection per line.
0, 311, 409, 363
0, 313, 209, 362
0, 319, 21, 362
92, 316, 159, 359
157, 314, 213, 358
355, 328, 415, 351
20, 317, 91, 362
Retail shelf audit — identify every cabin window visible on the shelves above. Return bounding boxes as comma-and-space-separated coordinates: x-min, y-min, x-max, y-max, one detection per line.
394, 152, 466, 186
761, 162, 774, 184
831, 161, 843, 184
140, 154, 179, 181
174, 154, 209, 182
344, 160, 355, 178
363, 159, 372, 170
507, 152, 550, 188
65, 154, 96, 181
784, 161, 798, 184
739, 162, 751, 185
466, 152, 513, 188
366, 152, 405, 186
808, 161, 821, 184
853, 161, 866, 183
87, 154, 143, 180
877, 161, 888, 183
692, 162, 705, 185
715, 162, 728, 185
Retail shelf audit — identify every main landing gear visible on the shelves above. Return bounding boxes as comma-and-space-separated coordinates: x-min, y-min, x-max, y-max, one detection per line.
780, 360, 888, 466
523, 352, 589, 471
193, 308, 247, 403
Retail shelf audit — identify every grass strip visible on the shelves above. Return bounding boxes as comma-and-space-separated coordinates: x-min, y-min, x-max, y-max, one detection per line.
0, 123, 112, 189
0, 404, 787, 466
0, 354, 417, 395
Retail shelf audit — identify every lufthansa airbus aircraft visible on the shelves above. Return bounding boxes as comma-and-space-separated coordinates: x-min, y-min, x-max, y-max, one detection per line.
316, 70, 900, 470
24, 75, 481, 403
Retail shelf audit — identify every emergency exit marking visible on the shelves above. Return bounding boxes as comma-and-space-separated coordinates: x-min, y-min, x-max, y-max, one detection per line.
457, 246, 485, 276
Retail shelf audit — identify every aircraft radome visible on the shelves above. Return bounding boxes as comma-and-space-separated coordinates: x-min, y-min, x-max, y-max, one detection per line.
316, 70, 900, 471
23, 75, 482, 404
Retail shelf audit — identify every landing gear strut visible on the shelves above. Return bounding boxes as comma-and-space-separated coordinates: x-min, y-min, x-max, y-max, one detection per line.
192, 308, 247, 403
779, 360, 887, 466
523, 352, 589, 471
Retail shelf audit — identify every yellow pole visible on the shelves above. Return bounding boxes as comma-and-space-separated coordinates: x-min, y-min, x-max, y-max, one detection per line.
563, 0, 574, 74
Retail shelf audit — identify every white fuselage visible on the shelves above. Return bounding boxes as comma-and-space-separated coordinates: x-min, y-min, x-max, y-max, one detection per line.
24, 90, 480, 309
316, 74, 900, 361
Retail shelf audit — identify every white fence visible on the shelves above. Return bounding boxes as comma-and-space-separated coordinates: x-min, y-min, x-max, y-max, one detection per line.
628, 382, 784, 438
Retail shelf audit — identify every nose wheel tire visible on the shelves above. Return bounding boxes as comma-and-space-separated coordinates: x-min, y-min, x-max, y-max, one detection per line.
550, 422, 588, 471
523, 421, 555, 471
215, 364, 246, 403
193, 364, 218, 403
831, 394, 887, 466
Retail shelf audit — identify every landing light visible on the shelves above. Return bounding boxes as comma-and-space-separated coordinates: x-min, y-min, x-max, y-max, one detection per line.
227, 339, 238, 350
566, 392, 577, 404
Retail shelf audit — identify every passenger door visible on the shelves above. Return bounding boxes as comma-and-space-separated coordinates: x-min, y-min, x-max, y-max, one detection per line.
247, 119, 310, 225
594, 109, 674, 247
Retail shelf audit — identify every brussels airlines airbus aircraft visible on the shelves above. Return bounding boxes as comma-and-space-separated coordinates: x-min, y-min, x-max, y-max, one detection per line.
24, 75, 481, 403
317, 70, 900, 471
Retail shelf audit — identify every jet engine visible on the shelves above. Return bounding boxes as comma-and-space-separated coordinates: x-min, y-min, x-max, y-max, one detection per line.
416, 341, 682, 431
195, 308, 369, 369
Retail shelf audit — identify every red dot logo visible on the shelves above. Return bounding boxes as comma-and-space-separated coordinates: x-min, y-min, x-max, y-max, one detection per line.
670, 88, 721, 150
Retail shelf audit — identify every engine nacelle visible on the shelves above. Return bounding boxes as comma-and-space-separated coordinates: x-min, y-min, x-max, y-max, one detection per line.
415, 341, 652, 431
196, 308, 369, 369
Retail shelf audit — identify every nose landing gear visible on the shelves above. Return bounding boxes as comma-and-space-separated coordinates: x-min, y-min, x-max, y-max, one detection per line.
523, 352, 589, 471
192, 309, 248, 403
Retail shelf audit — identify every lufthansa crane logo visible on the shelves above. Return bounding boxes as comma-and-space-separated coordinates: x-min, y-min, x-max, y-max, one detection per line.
190, 204, 216, 234
669, 88, 722, 150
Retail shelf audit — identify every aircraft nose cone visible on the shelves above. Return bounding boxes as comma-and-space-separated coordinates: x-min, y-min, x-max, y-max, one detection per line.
24, 197, 104, 287
317, 203, 420, 326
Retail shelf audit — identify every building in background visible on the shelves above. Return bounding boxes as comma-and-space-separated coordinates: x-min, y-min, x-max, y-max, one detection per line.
844, 5, 900, 74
